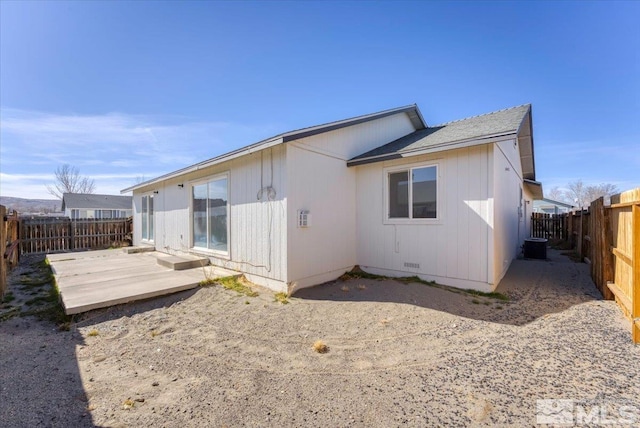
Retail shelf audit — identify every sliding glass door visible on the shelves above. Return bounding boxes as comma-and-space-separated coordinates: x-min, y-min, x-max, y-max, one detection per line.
141, 194, 154, 241
192, 175, 228, 254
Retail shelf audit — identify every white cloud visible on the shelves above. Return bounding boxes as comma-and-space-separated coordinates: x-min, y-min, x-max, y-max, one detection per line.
0, 172, 153, 199
0, 108, 236, 167
0, 107, 280, 198
0, 173, 55, 182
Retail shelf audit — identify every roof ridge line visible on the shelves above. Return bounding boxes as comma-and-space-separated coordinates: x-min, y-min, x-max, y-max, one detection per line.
281, 104, 419, 137
122, 104, 424, 193
431, 104, 531, 127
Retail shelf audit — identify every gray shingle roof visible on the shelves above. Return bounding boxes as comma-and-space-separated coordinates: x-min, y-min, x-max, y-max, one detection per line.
348, 104, 531, 165
62, 193, 132, 210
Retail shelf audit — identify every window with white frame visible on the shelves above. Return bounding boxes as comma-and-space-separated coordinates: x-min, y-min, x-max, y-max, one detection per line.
387, 164, 438, 220
192, 175, 228, 253
141, 194, 154, 241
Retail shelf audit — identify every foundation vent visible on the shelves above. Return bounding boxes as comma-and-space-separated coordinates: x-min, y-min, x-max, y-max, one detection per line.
404, 262, 420, 269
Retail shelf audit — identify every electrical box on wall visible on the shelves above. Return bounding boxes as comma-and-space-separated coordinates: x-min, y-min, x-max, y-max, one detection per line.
297, 210, 311, 228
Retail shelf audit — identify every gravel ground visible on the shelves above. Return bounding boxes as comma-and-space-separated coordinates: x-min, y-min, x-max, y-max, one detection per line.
1, 249, 638, 427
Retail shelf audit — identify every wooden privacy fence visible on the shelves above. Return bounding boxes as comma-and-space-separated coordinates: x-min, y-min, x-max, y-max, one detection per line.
1, 205, 5, 299
531, 212, 569, 240
570, 209, 591, 264
535, 209, 592, 258
1, 206, 20, 298
604, 189, 640, 343
20, 217, 132, 254
1, 205, 7, 298
549, 188, 639, 343
533, 187, 640, 343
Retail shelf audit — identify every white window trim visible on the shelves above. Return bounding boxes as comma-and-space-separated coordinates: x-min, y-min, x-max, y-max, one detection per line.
189, 172, 231, 259
383, 160, 442, 225
141, 193, 155, 243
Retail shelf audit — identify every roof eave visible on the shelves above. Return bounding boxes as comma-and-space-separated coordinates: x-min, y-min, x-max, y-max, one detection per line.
122, 104, 426, 194
409, 104, 428, 130
281, 104, 426, 143
347, 131, 518, 167
524, 179, 544, 200
121, 136, 285, 193
516, 105, 535, 181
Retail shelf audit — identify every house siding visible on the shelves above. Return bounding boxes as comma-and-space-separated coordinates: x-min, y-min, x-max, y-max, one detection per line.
64, 208, 132, 219
286, 144, 357, 291
492, 138, 523, 285
354, 145, 493, 291
285, 111, 417, 291
228, 146, 287, 288
523, 186, 535, 238
532, 200, 572, 214
132, 145, 288, 290
496, 139, 523, 181
127, 107, 534, 294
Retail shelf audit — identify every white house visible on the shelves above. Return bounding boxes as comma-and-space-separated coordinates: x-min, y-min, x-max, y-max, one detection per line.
533, 198, 574, 214
122, 104, 542, 293
62, 193, 133, 219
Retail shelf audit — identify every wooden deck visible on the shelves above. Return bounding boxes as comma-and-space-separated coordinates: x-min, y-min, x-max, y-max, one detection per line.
47, 249, 237, 314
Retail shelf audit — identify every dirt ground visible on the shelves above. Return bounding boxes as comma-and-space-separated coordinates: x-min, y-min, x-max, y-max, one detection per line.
1, 249, 639, 427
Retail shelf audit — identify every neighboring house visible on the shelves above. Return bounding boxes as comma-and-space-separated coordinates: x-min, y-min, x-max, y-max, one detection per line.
20, 212, 65, 217
533, 198, 574, 214
122, 104, 542, 293
61, 193, 133, 219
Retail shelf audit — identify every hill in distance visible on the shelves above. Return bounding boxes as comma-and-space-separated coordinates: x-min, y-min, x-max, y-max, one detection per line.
0, 196, 61, 214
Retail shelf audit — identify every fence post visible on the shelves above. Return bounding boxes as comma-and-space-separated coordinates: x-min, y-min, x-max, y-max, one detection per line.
1, 205, 6, 299
68, 218, 73, 251
577, 210, 583, 260
599, 200, 614, 300
632, 204, 640, 344
568, 211, 574, 249
589, 201, 596, 284
14, 214, 20, 265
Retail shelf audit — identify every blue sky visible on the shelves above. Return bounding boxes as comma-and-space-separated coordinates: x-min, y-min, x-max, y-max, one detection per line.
1, 1, 638, 199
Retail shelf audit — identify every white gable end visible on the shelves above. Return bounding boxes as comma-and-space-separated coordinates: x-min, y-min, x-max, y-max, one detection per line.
290, 112, 416, 161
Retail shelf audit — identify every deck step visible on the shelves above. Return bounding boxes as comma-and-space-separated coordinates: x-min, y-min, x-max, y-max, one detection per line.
123, 246, 156, 254
156, 254, 209, 271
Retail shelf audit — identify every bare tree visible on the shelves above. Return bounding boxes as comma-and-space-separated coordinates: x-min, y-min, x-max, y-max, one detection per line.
565, 179, 588, 208
46, 164, 96, 199
545, 186, 566, 202
584, 183, 619, 205
564, 179, 619, 208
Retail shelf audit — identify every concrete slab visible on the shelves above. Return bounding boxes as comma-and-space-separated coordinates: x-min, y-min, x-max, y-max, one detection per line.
156, 253, 209, 270
47, 249, 123, 262
123, 246, 156, 254
47, 250, 238, 315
